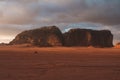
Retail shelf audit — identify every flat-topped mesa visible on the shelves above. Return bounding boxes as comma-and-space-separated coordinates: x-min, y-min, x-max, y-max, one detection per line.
10, 26, 64, 47
63, 28, 113, 47
10, 26, 113, 47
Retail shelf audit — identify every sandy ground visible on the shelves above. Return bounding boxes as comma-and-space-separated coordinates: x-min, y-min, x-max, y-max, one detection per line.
0, 46, 120, 80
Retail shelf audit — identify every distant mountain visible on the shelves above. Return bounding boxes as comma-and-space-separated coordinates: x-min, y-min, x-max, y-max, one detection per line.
10, 26, 113, 47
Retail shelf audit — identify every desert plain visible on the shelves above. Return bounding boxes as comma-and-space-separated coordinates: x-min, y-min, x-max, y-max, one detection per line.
0, 45, 120, 80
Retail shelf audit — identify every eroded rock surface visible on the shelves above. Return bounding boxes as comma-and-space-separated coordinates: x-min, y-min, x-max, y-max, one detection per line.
63, 29, 113, 47
10, 26, 113, 47
10, 26, 64, 47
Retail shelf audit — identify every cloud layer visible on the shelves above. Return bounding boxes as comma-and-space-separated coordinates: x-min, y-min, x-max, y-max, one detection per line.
0, 0, 120, 25
0, 0, 120, 44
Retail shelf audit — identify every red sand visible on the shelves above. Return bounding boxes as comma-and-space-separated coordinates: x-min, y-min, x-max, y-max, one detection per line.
0, 46, 120, 80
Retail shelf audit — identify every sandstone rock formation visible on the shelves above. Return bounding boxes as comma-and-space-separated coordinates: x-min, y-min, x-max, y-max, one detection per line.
63, 29, 113, 47
10, 26, 113, 47
10, 26, 64, 47
90, 30, 113, 47
63, 29, 91, 47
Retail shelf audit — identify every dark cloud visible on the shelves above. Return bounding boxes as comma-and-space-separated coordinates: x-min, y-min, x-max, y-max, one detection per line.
0, 0, 120, 43
0, 0, 120, 25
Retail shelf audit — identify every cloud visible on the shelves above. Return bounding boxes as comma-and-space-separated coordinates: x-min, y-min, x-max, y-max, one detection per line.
0, 0, 120, 25
0, 1, 40, 24
0, 24, 34, 43
0, 0, 120, 43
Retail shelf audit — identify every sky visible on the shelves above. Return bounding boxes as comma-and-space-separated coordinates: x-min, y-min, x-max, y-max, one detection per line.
0, 0, 120, 44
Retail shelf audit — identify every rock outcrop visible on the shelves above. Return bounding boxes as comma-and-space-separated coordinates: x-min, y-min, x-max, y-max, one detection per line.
63, 29, 113, 47
90, 30, 113, 47
63, 29, 91, 47
10, 26, 64, 47
10, 26, 113, 47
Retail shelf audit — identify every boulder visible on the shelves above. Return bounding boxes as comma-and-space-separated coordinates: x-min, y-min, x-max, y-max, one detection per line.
10, 26, 64, 47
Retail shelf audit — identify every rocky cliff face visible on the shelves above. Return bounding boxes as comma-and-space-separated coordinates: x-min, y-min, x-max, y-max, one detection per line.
63, 29, 113, 47
10, 26, 64, 47
10, 26, 113, 47
90, 30, 113, 47
63, 29, 91, 46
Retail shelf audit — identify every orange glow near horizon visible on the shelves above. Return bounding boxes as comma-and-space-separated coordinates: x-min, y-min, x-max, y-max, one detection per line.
0, 35, 14, 43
